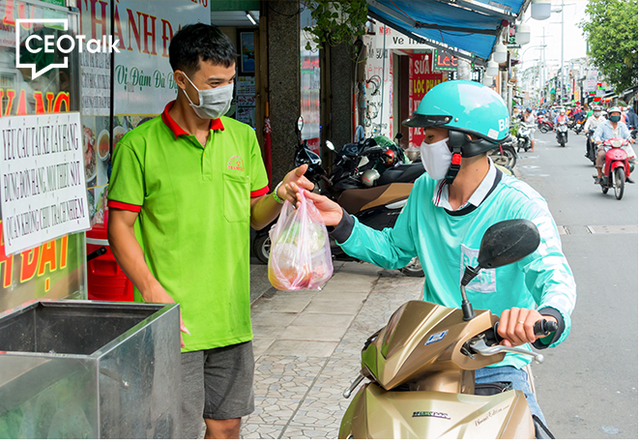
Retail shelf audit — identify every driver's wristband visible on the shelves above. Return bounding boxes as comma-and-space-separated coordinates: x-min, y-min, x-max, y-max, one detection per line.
272, 181, 285, 204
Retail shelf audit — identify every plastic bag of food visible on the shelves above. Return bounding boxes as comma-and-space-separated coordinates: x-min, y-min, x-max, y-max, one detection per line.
268, 192, 333, 290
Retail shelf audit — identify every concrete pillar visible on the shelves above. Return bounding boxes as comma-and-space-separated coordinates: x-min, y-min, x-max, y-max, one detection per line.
266, 0, 301, 187
326, 42, 353, 152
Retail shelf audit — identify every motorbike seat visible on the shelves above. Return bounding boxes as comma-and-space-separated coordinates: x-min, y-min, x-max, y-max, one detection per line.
337, 183, 413, 215
377, 163, 426, 186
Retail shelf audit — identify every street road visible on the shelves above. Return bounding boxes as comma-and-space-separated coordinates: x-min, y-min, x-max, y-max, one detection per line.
516, 128, 638, 439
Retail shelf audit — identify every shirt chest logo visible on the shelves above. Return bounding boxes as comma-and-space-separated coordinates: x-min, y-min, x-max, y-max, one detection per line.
228, 156, 245, 171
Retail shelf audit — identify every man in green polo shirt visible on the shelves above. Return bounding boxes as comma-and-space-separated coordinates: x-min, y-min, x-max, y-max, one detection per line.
107, 24, 313, 439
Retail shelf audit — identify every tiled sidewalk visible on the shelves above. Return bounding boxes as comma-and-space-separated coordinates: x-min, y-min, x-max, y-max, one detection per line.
242, 261, 424, 439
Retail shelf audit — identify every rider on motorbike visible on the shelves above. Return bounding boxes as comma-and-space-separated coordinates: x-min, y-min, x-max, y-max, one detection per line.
554, 108, 569, 127
593, 106, 636, 184
293, 80, 577, 425
523, 107, 536, 151
584, 105, 606, 158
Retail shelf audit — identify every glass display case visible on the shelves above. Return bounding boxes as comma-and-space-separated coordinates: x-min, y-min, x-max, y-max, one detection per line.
0, 300, 181, 438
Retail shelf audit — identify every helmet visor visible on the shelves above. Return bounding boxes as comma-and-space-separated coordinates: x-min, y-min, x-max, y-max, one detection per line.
402, 114, 452, 128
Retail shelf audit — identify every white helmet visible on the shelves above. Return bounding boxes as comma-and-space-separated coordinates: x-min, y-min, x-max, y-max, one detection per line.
361, 169, 380, 187
608, 106, 622, 114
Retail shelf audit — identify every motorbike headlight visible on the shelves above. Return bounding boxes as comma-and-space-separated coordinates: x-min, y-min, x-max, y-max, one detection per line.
612, 139, 622, 148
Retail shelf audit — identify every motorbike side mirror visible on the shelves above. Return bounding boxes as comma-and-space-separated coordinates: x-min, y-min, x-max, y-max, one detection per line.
325, 140, 336, 151
459, 219, 540, 321
395, 132, 404, 140
476, 219, 540, 269
296, 116, 304, 133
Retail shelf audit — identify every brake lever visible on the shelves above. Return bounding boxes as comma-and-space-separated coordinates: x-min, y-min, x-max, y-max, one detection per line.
468, 337, 545, 364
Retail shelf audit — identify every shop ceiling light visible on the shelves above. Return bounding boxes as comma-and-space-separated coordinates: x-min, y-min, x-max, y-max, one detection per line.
246, 11, 257, 25
515, 24, 531, 45
493, 42, 508, 64
486, 60, 499, 76
531, 0, 552, 20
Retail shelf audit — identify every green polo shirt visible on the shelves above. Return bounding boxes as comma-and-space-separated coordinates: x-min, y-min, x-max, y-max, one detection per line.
108, 101, 269, 352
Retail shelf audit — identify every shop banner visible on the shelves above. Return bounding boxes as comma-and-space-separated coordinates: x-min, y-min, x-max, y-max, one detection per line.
108, 0, 211, 115
0, 112, 90, 255
363, 25, 393, 138
409, 54, 444, 148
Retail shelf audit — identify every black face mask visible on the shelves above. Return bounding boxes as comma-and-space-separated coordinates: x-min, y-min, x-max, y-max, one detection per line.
610, 115, 621, 123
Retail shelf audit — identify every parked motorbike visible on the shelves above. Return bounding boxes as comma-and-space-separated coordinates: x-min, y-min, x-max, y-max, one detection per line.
252, 118, 426, 277
556, 122, 569, 147
339, 219, 557, 439
487, 142, 517, 171
537, 116, 553, 134
514, 123, 536, 153
598, 137, 633, 200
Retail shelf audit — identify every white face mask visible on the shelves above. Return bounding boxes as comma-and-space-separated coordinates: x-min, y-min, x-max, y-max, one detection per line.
182, 73, 234, 120
419, 137, 452, 180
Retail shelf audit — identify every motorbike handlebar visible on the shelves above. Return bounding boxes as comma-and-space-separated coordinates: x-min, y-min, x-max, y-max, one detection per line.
485, 319, 558, 346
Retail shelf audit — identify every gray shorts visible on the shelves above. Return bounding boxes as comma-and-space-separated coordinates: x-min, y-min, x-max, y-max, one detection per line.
180, 341, 255, 438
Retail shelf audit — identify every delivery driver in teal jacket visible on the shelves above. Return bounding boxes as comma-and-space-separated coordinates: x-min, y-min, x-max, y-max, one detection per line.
294, 80, 576, 425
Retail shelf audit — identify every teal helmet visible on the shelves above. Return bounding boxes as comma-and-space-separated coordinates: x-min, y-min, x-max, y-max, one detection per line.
403, 80, 510, 159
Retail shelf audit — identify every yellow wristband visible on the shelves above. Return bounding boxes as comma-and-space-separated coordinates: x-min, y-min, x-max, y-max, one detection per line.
272, 181, 285, 204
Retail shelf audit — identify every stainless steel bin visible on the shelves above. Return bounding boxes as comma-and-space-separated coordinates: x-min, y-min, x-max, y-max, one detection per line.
0, 300, 181, 438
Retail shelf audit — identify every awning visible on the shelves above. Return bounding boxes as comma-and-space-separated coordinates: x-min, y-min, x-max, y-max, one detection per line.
367, 0, 530, 64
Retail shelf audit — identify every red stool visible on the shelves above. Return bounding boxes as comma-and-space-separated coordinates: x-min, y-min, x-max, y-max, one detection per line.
86, 210, 134, 302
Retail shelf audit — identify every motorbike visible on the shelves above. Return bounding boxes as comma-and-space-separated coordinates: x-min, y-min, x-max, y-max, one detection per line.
572, 118, 585, 135
537, 116, 553, 134
514, 123, 536, 153
555, 121, 569, 147
339, 219, 557, 439
599, 137, 633, 200
252, 118, 426, 277
487, 142, 517, 171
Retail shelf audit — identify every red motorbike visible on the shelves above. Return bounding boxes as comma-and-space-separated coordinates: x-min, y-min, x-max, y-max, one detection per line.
599, 137, 633, 200
537, 116, 553, 133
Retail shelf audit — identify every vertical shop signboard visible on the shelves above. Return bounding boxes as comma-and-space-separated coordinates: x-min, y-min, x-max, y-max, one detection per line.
78, 0, 210, 227
409, 53, 445, 148
300, 7, 320, 153
363, 25, 393, 139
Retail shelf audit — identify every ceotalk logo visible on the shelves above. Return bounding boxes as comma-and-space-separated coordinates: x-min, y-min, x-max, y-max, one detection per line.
16, 18, 120, 80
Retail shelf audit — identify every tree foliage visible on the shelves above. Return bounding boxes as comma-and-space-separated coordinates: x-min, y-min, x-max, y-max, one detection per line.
580, 0, 638, 93
303, 0, 369, 50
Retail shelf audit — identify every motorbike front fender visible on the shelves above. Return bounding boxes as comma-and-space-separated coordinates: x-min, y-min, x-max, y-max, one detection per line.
339, 383, 535, 439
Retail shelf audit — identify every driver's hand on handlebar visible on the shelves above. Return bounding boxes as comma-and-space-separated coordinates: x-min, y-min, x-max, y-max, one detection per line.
497, 307, 556, 347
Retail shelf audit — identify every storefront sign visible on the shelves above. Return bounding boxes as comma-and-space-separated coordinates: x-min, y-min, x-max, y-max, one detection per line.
102, 0, 210, 115
433, 49, 458, 71
409, 53, 445, 148
363, 26, 394, 138
385, 28, 431, 49
0, 112, 90, 255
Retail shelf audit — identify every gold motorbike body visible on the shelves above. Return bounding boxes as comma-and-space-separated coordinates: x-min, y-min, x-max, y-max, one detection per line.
339, 300, 535, 439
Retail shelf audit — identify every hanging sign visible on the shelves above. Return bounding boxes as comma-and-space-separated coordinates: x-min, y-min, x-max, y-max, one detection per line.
433, 49, 458, 71
0, 112, 90, 255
